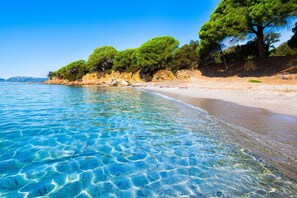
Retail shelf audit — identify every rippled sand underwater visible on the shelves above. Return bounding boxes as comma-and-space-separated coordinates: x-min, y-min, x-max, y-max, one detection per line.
0, 83, 296, 197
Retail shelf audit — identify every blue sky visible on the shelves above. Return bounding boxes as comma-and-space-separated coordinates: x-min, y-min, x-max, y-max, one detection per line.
0, 0, 294, 78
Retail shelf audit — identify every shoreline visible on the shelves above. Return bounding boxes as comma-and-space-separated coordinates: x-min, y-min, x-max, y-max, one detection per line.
134, 78, 297, 117
137, 84, 297, 181
45, 73, 297, 180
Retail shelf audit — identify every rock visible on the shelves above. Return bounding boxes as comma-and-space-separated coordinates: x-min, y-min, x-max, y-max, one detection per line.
160, 85, 171, 88
119, 79, 130, 86
48, 70, 143, 86
130, 71, 143, 83
45, 77, 69, 85
111, 79, 130, 87
66, 81, 82, 86
152, 70, 176, 82
81, 73, 102, 85
280, 75, 289, 80
217, 191, 224, 198
110, 80, 117, 86
176, 70, 200, 80
244, 60, 257, 71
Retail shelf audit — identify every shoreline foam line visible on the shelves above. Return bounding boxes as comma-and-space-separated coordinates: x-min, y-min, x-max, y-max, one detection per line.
136, 87, 297, 182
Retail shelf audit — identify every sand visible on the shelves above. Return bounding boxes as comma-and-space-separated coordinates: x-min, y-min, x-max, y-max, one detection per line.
135, 77, 297, 181
137, 77, 297, 116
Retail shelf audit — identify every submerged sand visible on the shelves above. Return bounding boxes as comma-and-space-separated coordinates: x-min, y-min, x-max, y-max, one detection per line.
136, 78, 297, 181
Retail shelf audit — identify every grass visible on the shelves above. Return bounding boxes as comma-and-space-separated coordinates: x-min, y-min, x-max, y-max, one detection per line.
248, 79, 262, 83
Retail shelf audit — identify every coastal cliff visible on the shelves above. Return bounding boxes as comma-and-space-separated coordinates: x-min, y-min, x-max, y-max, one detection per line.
45, 69, 200, 86
46, 71, 143, 86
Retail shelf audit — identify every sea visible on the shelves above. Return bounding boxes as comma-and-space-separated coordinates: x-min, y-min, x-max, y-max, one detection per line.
0, 83, 296, 197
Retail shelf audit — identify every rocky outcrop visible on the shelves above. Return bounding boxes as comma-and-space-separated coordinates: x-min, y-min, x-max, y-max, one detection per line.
150, 69, 200, 82
110, 79, 130, 87
45, 69, 200, 86
81, 73, 102, 85
82, 71, 143, 86
46, 71, 143, 86
152, 70, 176, 82
45, 77, 69, 85
176, 70, 201, 80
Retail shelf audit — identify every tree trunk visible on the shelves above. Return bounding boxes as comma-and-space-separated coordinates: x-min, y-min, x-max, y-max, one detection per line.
219, 45, 228, 70
256, 26, 265, 58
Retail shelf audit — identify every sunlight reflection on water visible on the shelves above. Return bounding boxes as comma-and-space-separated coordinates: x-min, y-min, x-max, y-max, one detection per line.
0, 83, 296, 197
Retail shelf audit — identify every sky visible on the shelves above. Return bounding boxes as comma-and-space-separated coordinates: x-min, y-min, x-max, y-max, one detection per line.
0, 0, 295, 78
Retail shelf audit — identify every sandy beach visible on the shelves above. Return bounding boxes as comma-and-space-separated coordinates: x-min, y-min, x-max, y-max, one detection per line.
137, 77, 297, 116
136, 76, 297, 180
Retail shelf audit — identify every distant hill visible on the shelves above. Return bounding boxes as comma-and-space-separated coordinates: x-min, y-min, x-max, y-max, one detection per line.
1, 76, 48, 83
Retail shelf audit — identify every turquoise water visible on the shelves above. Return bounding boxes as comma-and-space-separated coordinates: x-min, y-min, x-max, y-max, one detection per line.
0, 83, 296, 197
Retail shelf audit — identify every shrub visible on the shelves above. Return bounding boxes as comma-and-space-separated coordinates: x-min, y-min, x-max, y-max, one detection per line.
248, 79, 262, 83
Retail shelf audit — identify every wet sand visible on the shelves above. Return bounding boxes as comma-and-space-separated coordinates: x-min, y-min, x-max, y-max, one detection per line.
138, 86, 297, 181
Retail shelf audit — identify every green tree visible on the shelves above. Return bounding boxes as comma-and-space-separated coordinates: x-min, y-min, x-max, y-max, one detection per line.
48, 71, 55, 79
198, 41, 228, 68
112, 49, 136, 72
265, 33, 281, 50
54, 60, 87, 81
86, 46, 117, 72
169, 40, 199, 72
288, 22, 297, 49
270, 42, 297, 56
223, 33, 280, 62
199, 0, 297, 58
131, 36, 179, 74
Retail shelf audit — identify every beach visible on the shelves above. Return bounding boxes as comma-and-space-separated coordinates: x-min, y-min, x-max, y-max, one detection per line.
45, 70, 297, 181
136, 76, 297, 180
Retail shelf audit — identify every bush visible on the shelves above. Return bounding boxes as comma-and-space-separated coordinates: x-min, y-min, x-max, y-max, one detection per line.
270, 42, 297, 56
248, 79, 261, 83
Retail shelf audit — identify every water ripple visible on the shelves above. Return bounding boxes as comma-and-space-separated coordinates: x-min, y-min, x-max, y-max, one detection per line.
0, 83, 296, 197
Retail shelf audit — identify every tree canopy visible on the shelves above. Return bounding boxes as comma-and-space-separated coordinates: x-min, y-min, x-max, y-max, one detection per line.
168, 40, 199, 72
131, 36, 179, 73
112, 49, 136, 72
49, 36, 181, 81
86, 46, 117, 72
50, 60, 87, 81
199, 0, 297, 58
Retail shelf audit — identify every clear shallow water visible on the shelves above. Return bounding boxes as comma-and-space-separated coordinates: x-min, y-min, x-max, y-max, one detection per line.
0, 83, 296, 198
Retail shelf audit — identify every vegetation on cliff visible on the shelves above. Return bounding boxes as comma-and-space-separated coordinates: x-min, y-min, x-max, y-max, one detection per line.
131, 36, 179, 73
49, 0, 297, 82
49, 60, 87, 81
49, 36, 197, 82
86, 46, 117, 73
112, 49, 135, 72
